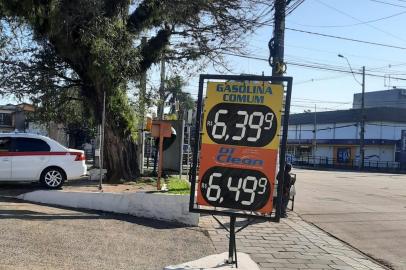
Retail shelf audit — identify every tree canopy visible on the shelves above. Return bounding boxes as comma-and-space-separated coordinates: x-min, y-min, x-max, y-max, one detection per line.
0, 0, 274, 181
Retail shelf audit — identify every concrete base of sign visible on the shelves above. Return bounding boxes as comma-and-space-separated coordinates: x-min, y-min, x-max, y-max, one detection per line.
164, 252, 260, 270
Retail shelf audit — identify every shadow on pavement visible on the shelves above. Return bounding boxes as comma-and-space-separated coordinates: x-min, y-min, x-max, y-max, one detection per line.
0, 196, 190, 230
0, 182, 44, 197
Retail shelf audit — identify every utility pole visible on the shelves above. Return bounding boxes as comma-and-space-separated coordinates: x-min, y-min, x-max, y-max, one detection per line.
158, 53, 166, 120
99, 91, 106, 191
138, 37, 147, 175
338, 54, 366, 169
360, 66, 366, 169
270, 0, 288, 220
271, 0, 286, 76
313, 104, 317, 164
154, 51, 166, 174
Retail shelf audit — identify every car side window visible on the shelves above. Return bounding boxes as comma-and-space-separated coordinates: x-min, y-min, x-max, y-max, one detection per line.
14, 138, 51, 152
0, 137, 11, 152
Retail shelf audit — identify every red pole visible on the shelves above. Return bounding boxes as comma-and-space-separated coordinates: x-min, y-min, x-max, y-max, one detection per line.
157, 125, 164, 190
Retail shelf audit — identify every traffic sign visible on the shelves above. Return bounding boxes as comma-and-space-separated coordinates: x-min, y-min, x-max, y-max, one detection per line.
189, 74, 293, 220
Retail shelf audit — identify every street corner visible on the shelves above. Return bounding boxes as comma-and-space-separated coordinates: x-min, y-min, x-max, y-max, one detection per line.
200, 212, 388, 270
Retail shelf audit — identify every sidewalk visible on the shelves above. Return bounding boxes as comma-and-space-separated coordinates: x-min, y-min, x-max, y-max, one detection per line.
200, 213, 387, 270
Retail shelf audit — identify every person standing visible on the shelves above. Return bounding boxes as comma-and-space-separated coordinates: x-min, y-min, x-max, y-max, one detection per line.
277, 163, 292, 218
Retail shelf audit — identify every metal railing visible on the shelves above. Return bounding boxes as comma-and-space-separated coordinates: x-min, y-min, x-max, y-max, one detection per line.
291, 155, 402, 172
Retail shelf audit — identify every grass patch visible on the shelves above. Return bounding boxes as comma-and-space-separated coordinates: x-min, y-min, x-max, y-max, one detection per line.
167, 177, 190, 195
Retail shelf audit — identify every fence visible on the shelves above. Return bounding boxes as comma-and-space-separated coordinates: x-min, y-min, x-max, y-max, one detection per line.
292, 156, 402, 172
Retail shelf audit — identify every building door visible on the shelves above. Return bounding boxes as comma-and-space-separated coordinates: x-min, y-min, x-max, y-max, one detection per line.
0, 137, 12, 180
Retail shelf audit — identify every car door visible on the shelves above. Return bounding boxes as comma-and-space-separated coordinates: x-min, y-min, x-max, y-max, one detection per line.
0, 137, 12, 180
11, 137, 51, 181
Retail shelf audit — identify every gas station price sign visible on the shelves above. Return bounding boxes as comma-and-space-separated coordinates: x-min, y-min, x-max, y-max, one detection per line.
196, 80, 284, 214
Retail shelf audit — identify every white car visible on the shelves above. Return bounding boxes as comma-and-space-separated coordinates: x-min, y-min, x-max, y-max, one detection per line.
0, 133, 87, 189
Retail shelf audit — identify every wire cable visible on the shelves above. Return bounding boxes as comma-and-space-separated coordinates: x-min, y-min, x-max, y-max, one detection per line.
315, 0, 406, 43
286, 28, 406, 50
288, 10, 406, 28
368, 0, 406, 8
222, 52, 406, 81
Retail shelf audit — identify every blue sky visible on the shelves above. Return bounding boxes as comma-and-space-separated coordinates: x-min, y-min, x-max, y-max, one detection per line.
3, 0, 406, 114
184, 0, 406, 113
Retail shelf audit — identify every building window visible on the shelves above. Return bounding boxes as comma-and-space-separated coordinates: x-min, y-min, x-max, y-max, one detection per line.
0, 113, 12, 126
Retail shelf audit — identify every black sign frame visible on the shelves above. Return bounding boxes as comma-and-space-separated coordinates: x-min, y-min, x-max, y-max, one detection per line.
189, 74, 293, 222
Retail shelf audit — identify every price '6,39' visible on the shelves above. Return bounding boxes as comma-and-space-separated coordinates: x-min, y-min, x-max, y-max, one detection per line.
200, 166, 271, 211
206, 103, 278, 147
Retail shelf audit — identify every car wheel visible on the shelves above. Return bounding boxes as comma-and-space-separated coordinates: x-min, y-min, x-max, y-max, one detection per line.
41, 168, 66, 189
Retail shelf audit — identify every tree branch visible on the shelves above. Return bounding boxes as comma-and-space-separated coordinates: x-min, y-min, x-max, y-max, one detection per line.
138, 25, 172, 73
127, 0, 163, 34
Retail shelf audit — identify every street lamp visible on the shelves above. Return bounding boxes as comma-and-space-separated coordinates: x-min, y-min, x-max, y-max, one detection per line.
338, 54, 365, 170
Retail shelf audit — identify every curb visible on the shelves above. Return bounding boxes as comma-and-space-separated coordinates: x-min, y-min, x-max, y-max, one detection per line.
17, 190, 199, 226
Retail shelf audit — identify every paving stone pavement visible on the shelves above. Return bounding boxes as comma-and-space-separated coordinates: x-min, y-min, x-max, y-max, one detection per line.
200, 212, 388, 270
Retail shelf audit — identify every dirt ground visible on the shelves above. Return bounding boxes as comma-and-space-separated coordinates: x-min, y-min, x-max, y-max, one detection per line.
62, 177, 159, 193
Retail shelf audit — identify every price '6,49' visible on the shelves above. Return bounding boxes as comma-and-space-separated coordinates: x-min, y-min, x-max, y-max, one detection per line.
200, 166, 271, 211
206, 103, 278, 147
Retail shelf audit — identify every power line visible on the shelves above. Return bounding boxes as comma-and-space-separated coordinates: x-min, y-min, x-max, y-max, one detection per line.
315, 0, 406, 43
253, 20, 406, 50
286, 0, 306, 15
222, 52, 406, 81
289, 124, 358, 132
368, 0, 406, 8
290, 104, 344, 111
292, 98, 351, 104
367, 123, 406, 128
286, 28, 406, 50
284, 44, 406, 65
288, 10, 406, 28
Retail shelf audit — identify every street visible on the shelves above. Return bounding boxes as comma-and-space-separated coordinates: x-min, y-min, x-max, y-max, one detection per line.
0, 195, 214, 270
294, 169, 406, 270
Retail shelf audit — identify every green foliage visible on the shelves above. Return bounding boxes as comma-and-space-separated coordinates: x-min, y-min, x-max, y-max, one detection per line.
166, 177, 190, 195
81, 16, 140, 83
164, 75, 195, 119
108, 85, 138, 139
0, 0, 272, 180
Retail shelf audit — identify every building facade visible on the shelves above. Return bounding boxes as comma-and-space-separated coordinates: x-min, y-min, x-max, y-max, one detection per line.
287, 91, 406, 171
0, 104, 35, 133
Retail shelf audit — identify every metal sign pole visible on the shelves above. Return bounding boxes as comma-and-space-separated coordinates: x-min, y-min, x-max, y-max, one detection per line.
99, 91, 106, 191
227, 216, 237, 267
157, 126, 164, 190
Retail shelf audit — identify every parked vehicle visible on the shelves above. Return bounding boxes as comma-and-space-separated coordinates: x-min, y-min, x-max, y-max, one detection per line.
0, 133, 87, 189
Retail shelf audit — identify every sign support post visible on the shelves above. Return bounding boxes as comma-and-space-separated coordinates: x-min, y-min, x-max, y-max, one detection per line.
157, 125, 164, 190
151, 121, 172, 190
227, 216, 237, 267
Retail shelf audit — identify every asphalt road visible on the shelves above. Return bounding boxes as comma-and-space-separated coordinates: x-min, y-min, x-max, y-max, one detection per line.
0, 194, 214, 270
293, 169, 406, 270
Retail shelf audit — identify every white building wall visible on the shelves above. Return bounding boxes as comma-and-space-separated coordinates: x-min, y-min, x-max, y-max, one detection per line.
334, 123, 358, 139
289, 122, 405, 141
315, 124, 334, 139
315, 145, 333, 158
364, 145, 395, 162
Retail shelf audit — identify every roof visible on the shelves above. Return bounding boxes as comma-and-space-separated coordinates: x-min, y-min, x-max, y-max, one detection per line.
0, 103, 35, 112
0, 132, 47, 139
289, 107, 406, 125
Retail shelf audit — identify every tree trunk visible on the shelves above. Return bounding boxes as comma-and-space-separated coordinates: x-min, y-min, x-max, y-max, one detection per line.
103, 121, 139, 181
88, 84, 140, 183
